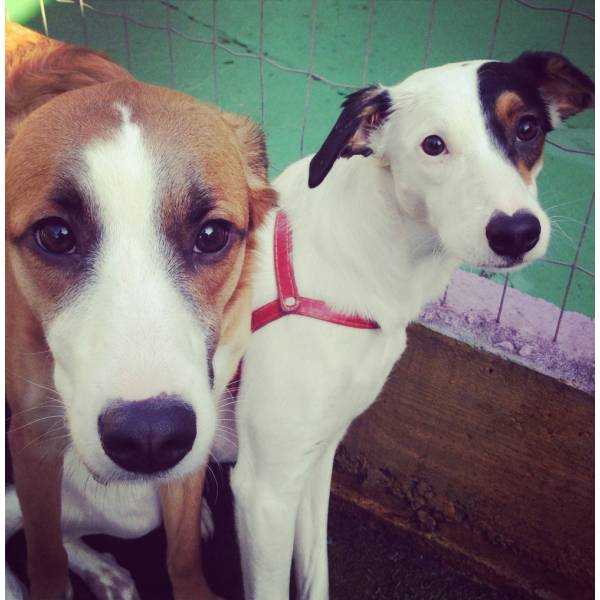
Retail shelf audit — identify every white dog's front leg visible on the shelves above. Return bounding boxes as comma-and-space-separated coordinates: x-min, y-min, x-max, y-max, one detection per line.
293, 441, 340, 600
231, 458, 304, 600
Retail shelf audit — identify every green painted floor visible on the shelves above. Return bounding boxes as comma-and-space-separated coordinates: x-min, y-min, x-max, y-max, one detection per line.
11, 0, 595, 317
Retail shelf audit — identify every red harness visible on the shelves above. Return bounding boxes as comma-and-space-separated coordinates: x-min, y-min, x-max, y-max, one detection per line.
227, 210, 379, 396
251, 210, 380, 332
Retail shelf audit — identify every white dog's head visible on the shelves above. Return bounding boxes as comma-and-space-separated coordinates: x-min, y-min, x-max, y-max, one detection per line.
7, 80, 274, 483
309, 52, 593, 270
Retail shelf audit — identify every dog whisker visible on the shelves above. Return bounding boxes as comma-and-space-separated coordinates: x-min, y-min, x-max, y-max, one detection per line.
13, 420, 67, 457
205, 460, 220, 505
545, 199, 577, 213
6, 399, 65, 422
213, 429, 238, 448
216, 399, 239, 410
208, 454, 224, 478
6, 372, 60, 395
550, 222, 577, 249
17, 349, 53, 357
550, 215, 590, 228
8, 414, 66, 434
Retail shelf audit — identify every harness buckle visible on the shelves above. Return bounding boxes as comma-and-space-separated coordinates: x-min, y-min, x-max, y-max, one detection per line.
281, 295, 299, 312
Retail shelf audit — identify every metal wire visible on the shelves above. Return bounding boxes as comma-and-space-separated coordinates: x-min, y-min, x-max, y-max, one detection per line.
362, 0, 376, 85
78, 0, 89, 46
513, 0, 593, 22
211, 0, 219, 105
258, 0, 265, 126
488, 0, 505, 59
559, 0, 576, 54
39, 0, 49, 35
553, 193, 594, 341
70, 3, 361, 89
165, 2, 175, 88
121, 0, 132, 72
299, 0, 319, 158
423, 0, 437, 68
546, 139, 594, 157
495, 274, 510, 323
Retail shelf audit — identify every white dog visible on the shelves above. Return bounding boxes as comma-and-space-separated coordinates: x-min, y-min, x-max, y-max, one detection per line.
224, 52, 593, 599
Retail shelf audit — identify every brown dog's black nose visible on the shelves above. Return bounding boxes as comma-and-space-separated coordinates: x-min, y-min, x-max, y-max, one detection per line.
98, 396, 196, 474
486, 210, 541, 259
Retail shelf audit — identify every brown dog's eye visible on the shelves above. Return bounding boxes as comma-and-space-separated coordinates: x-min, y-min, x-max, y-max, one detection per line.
516, 115, 539, 142
35, 218, 76, 254
194, 220, 231, 254
421, 135, 446, 156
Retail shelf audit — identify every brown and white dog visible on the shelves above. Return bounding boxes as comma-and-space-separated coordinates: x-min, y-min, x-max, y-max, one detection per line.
5, 23, 274, 600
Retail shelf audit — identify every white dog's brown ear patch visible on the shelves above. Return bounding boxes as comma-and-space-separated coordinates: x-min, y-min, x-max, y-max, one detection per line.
308, 85, 392, 188
513, 51, 594, 122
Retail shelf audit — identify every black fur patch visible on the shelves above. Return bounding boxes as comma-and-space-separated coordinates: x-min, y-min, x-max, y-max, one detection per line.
478, 52, 593, 169
478, 59, 551, 168
308, 85, 393, 188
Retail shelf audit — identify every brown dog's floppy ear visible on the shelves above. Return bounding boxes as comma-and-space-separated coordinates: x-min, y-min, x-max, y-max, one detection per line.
308, 85, 392, 188
221, 112, 276, 229
513, 52, 594, 121
222, 111, 269, 182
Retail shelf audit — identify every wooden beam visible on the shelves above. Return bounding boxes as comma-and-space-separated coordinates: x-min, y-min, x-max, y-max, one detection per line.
333, 323, 593, 600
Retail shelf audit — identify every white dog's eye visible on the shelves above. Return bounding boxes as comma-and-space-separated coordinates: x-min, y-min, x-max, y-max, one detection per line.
516, 115, 539, 142
421, 135, 447, 156
193, 220, 231, 254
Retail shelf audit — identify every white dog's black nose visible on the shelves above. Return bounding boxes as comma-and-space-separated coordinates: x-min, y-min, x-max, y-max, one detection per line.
98, 396, 196, 474
486, 210, 541, 259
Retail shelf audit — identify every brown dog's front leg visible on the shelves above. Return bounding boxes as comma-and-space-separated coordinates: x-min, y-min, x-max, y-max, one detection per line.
160, 468, 221, 600
9, 421, 69, 600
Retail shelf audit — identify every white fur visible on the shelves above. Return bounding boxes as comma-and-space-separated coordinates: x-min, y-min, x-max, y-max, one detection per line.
47, 104, 216, 483
227, 60, 551, 599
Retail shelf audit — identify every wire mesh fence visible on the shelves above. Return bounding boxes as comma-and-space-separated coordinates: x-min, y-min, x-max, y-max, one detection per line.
11, 0, 595, 343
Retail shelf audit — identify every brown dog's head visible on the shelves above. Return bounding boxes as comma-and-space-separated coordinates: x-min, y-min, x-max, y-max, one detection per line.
6, 80, 274, 482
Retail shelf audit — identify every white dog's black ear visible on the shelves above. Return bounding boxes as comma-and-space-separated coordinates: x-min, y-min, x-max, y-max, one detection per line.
308, 86, 392, 188
513, 51, 594, 122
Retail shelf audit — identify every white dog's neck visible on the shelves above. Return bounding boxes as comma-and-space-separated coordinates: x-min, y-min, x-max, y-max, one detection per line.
277, 155, 459, 330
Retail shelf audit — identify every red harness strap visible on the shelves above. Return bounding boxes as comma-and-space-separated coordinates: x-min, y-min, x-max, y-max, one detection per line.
226, 211, 379, 398
251, 210, 380, 332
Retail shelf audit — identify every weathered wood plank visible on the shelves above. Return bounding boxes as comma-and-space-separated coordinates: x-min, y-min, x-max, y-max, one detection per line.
333, 323, 594, 600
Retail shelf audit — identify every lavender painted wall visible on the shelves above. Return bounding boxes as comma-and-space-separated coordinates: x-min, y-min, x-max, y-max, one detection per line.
418, 271, 594, 395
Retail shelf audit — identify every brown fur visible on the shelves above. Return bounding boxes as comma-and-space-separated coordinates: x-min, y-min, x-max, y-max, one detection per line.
5, 22, 131, 148
6, 24, 274, 600
494, 90, 524, 126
